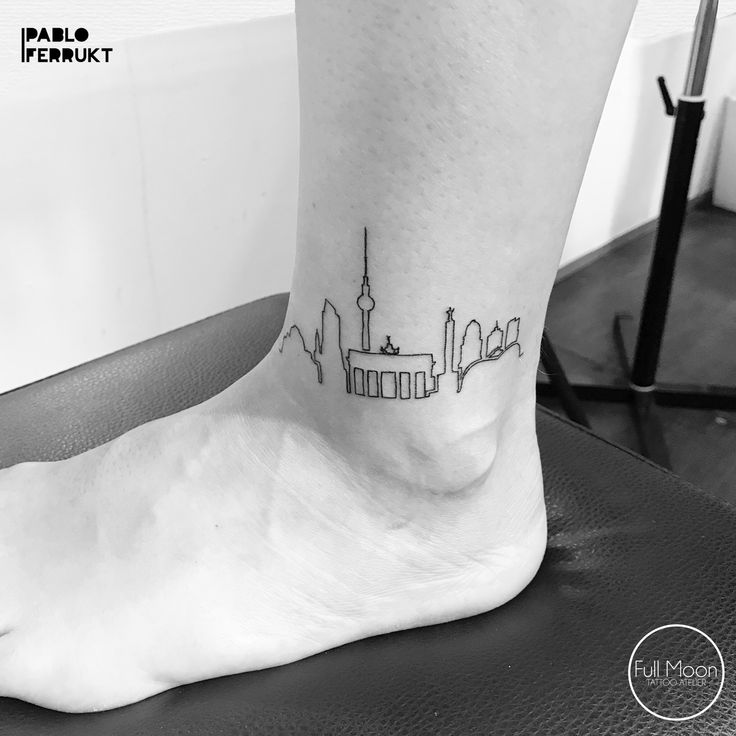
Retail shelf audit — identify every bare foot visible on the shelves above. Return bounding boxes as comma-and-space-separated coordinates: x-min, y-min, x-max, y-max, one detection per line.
0, 348, 545, 712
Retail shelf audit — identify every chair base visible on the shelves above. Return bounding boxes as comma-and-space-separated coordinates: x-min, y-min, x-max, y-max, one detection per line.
537, 313, 736, 468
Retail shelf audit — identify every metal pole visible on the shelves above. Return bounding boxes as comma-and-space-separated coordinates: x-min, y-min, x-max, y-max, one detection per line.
684, 0, 719, 96
630, 0, 718, 391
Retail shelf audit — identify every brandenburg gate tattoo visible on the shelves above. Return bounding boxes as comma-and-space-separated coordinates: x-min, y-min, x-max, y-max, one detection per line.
279, 228, 522, 398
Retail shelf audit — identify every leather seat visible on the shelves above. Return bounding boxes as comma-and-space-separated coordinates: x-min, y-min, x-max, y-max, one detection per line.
1, 293, 734, 734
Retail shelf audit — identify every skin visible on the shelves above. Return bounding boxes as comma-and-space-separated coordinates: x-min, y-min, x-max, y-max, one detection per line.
0, 0, 637, 712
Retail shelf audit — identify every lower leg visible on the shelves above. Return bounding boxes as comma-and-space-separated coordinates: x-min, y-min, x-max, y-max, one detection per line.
0, 0, 637, 712
272, 0, 638, 591
278, 0, 636, 492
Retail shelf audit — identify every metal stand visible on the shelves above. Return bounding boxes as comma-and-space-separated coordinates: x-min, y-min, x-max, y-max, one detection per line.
540, 331, 591, 429
538, 0, 735, 468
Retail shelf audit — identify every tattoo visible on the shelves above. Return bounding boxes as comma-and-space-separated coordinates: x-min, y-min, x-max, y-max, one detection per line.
279, 228, 522, 398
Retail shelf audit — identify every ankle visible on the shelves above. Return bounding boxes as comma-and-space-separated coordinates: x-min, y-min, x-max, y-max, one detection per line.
254, 347, 536, 500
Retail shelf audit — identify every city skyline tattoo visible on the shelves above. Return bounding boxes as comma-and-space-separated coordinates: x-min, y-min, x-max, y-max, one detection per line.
278, 228, 522, 399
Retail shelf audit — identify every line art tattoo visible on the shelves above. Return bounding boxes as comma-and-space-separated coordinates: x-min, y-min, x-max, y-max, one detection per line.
279, 228, 522, 398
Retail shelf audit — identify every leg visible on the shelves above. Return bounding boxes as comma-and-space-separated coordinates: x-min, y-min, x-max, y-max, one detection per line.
0, 0, 637, 712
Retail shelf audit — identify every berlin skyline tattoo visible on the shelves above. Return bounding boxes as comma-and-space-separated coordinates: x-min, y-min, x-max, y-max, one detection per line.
278, 228, 522, 399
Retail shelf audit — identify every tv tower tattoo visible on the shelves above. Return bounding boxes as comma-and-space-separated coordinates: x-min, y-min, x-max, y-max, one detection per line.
278, 228, 522, 398
357, 227, 375, 352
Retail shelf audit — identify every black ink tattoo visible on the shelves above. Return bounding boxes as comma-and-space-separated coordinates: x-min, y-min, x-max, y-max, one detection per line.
278, 228, 522, 398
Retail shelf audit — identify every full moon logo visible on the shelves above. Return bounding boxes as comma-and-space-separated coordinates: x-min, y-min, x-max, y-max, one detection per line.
628, 624, 724, 721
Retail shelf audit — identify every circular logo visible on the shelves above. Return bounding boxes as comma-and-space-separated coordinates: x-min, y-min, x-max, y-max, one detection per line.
628, 624, 724, 721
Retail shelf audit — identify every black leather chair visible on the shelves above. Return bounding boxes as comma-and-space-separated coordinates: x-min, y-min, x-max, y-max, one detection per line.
1, 293, 734, 735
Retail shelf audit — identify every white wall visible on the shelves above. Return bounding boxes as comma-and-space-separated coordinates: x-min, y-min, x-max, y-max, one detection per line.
565, 16, 736, 267
0, 16, 299, 393
0, 0, 294, 97
1, 1, 736, 393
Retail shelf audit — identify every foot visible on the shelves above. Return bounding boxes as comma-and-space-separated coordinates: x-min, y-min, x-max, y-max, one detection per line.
0, 348, 546, 712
